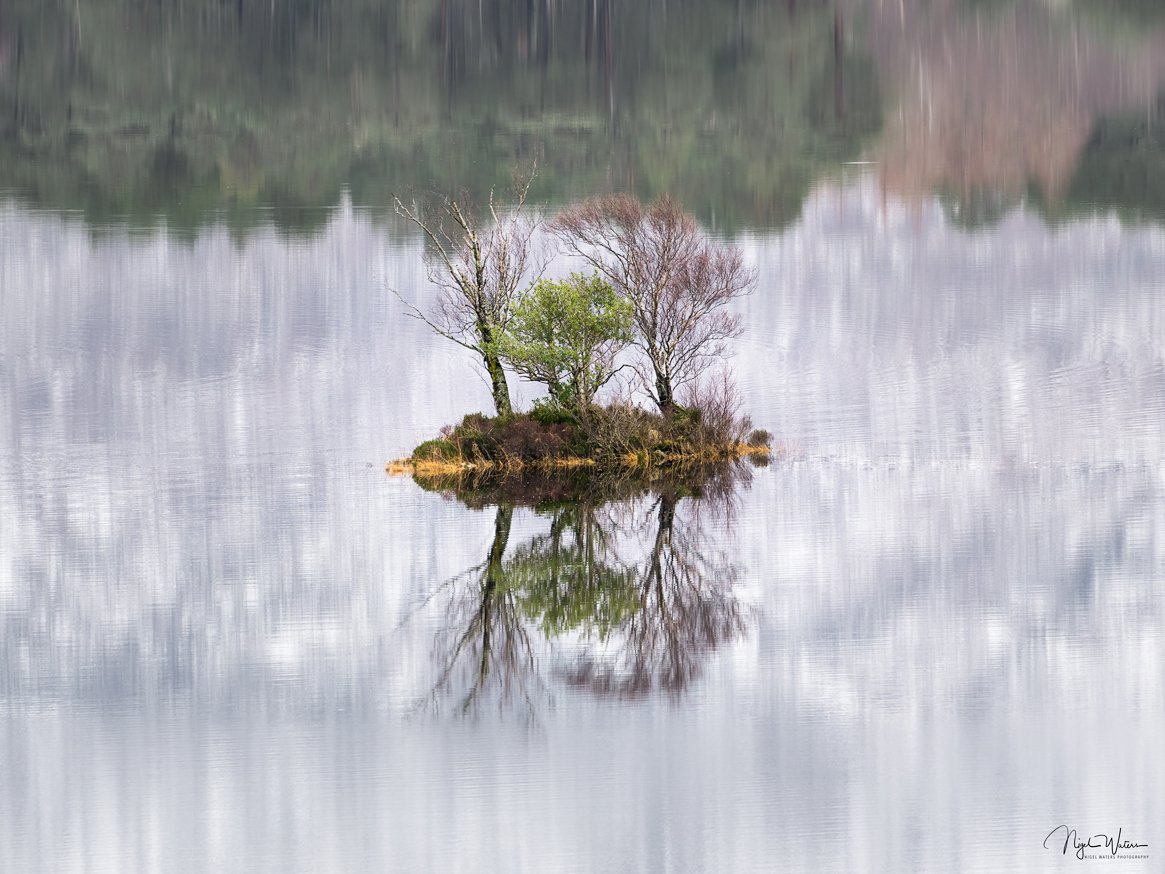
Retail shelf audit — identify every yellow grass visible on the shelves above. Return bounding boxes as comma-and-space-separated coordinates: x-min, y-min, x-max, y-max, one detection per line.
386, 443, 772, 479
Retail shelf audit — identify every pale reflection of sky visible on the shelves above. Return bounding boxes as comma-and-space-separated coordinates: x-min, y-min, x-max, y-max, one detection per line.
0, 182, 1162, 873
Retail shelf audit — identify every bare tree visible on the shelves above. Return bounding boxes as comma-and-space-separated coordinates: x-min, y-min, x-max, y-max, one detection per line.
393, 171, 541, 417
549, 194, 756, 413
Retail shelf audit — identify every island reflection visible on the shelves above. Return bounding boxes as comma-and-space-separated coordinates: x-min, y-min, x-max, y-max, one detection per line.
408, 463, 754, 715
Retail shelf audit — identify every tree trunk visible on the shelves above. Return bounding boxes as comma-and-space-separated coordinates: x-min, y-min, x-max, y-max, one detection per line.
477, 504, 513, 691
657, 494, 675, 543
488, 504, 514, 573
548, 378, 571, 409
482, 345, 513, 417
645, 494, 676, 603
654, 369, 674, 415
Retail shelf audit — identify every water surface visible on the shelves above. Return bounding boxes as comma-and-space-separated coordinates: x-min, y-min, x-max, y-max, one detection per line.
2, 1, 1164, 871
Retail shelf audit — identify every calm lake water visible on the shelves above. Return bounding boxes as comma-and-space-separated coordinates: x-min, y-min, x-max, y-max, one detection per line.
2, 1, 1164, 872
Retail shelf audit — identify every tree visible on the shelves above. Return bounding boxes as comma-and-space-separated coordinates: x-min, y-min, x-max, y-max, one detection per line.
415, 504, 541, 716
508, 503, 639, 641
393, 173, 540, 416
562, 486, 746, 698
497, 272, 634, 414
548, 194, 756, 413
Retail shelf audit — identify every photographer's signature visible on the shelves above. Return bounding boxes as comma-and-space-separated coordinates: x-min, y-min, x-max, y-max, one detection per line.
1044, 825, 1150, 861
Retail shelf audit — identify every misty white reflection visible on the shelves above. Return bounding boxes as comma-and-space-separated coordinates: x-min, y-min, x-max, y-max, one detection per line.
0, 183, 1162, 872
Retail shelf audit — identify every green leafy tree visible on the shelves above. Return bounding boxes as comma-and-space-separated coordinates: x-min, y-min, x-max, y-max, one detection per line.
498, 272, 634, 413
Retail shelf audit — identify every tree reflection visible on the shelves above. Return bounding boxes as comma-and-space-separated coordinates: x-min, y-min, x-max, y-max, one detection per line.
417, 504, 540, 716
562, 490, 746, 699
507, 502, 639, 642
411, 465, 751, 715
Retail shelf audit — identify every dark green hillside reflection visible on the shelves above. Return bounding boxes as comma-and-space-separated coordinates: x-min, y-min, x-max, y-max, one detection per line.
0, 0, 878, 234
1038, 91, 1165, 228
408, 464, 751, 715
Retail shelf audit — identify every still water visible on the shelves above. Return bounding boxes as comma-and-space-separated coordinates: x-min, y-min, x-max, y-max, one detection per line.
2, 1, 1165, 872
2, 183, 1161, 872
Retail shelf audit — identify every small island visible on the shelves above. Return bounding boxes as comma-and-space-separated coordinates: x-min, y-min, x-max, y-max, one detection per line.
387, 183, 773, 481
389, 404, 773, 479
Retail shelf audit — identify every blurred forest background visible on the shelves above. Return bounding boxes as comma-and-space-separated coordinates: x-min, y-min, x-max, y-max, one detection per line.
0, 0, 1162, 235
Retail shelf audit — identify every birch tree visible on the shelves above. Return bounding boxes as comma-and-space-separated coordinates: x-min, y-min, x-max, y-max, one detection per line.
393, 172, 540, 416
549, 194, 755, 413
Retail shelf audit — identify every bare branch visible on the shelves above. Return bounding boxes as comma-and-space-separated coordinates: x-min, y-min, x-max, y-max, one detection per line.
386, 283, 482, 353
549, 195, 756, 412
392, 169, 542, 416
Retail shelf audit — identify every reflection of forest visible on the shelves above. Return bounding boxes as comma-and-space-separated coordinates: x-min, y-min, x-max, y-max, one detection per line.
415, 480, 746, 715
0, 0, 877, 233
2, 0, 1162, 233
868, 0, 1165, 225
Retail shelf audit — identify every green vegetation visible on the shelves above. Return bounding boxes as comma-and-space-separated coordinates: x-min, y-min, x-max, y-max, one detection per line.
400, 402, 766, 476
0, 0, 882, 234
496, 273, 634, 414
1037, 92, 1165, 227
506, 504, 640, 641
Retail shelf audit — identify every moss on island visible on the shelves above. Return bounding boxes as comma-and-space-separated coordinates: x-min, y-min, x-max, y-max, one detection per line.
388, 403, 773, 480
